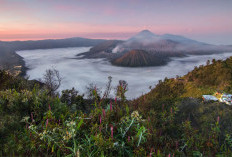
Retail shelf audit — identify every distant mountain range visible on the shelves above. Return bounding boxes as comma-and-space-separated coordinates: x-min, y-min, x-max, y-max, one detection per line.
1, 30, 232, 75
0, 37, 106, 75
81, 30, 232, 67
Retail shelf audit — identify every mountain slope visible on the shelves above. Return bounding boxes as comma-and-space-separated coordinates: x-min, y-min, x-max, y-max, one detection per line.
132, 57, 232, 145
127, 30, 159, 42
113, 30, 180, 53
112, 30, 225, 54
81, 30, 232, 67
160, 34, 207, 45
112, 49, 167, 67
78, 40, 123, 59
135, 56, 232, 112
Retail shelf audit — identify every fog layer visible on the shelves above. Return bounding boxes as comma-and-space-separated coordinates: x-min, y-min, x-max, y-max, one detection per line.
17, 47, 232, 99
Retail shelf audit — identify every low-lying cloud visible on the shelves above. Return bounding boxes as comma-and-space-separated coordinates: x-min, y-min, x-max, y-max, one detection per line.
17, 47, 232, 99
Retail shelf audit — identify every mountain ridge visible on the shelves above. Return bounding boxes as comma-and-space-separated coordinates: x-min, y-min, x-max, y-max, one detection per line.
0, 37, 107, 76
81, 30, 232, 67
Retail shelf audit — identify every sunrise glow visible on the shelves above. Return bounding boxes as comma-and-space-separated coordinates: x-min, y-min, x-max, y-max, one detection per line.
0, 0, 232, 44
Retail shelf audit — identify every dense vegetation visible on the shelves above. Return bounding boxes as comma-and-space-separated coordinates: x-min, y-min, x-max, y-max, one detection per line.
1, 57, 232, 156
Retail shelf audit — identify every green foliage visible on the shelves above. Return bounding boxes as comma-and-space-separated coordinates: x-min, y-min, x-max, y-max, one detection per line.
1, 57, 232, 156
0, 70, 41, 91
61, 88, 86, 112
186, 57, 232, 92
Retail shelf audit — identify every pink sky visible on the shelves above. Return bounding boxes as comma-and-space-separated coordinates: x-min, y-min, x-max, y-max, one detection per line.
0, 0, 232, 44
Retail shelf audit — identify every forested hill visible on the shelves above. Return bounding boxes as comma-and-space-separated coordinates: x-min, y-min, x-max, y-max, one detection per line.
185, 58, 232, 89
135, 56, 232, 112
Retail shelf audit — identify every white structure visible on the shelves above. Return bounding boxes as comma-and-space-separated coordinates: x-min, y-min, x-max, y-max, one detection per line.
202, 95, 218, 102
219, 94, 232, 105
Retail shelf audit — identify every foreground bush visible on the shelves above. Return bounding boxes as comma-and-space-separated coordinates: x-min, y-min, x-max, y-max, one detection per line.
1, 86, 232, 157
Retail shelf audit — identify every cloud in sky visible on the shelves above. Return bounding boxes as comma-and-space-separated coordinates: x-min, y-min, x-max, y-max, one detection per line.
0, 0, 232, 44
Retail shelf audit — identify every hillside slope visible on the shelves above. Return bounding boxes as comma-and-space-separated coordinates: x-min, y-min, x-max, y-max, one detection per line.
135, 56, 232, 113
112, 49, 167, 67
78, 40, 123, 59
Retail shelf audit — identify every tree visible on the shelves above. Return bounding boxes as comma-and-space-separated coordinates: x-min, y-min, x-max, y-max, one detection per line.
86, 83, 101, 100
212, 59, 216, 64
103, 76, 112, 99
116, 80, 128, 100
43, 68, 62, 96
61, 88, 85, 112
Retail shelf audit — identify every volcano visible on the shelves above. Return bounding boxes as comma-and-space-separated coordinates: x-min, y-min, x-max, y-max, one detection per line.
112, 49, 167, 67
81, 30, 232, 67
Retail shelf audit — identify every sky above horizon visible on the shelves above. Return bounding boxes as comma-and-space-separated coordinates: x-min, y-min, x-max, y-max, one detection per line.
0, 0, 232, 45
